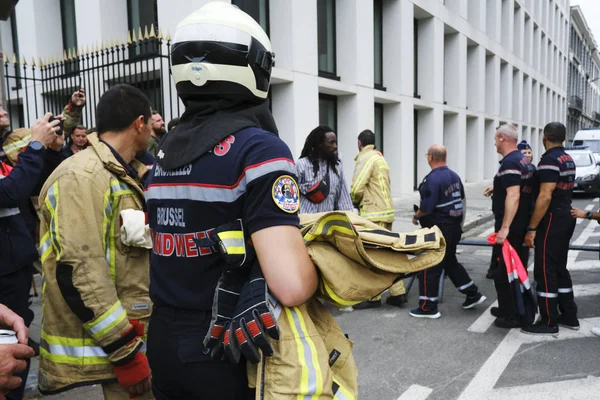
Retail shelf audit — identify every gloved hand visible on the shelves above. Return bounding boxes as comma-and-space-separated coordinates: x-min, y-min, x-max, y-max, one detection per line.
224, 262, 280, 364
113, 351, 151, 393
203, 268, 250, 357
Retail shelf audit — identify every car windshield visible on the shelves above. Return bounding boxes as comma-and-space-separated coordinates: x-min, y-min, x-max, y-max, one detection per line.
573, 140, 600, 153
569, 152, 593, 167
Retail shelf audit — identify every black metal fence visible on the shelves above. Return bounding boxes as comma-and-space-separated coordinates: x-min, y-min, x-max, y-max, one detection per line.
3, 25, 180, 132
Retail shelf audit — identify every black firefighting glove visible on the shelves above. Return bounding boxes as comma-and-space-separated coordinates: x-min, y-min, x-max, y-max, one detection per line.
203, 268, 250, 358
196, 219, 256, 357
223, 261, 280, 364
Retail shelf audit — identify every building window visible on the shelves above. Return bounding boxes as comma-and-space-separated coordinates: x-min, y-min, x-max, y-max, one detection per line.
317, 0, 338, 79
374, 0, 384, 89
232, 0, 269, 35
127, 0, 159, 58
319, 94, 337, 133
414, 18, 419, 98
60, 0, 78, 74
374, 103, 384, 153
9, 10, 20, 85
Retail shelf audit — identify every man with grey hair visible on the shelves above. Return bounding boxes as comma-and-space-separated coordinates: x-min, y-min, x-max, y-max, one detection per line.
410, 144, 486, 318
490, 124, 536, 328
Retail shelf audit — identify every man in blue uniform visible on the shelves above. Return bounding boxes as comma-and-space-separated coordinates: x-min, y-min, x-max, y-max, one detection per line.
0, 113, 62, 400
410, 144, 486, 318
490, 124, 536, 329
144, 4, 317, 399
524, 122, 578, 336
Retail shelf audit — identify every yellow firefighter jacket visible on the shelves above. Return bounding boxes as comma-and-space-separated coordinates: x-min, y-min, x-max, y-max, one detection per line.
2, 103, 82, 166
247, 211, 446, 399
350, 145, 395, 224
37, 133, 152, 394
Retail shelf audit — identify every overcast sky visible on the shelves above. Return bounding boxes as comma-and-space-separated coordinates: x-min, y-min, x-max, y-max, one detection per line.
571, 0, 600, 45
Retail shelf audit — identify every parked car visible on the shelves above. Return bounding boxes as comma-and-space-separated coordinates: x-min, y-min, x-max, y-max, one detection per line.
565, 146, 600, 194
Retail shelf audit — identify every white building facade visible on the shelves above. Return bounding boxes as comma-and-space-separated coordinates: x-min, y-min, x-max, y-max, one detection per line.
0, 0, 570, 195
566, 5, 600, 141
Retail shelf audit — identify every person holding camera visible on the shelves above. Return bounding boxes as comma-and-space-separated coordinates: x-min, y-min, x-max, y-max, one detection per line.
0, 112, 62, 400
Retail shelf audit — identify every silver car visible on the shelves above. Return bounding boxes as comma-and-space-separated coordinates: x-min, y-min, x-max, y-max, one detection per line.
566, 147, 600, 194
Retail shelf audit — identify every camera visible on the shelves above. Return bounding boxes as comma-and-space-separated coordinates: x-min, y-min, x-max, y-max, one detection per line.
48, 115, 64, 136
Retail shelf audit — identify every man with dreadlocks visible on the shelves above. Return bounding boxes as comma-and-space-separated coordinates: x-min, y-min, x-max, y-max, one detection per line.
296, 126, 354, 213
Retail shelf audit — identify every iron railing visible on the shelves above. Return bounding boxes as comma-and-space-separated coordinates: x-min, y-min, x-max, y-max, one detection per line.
3, 24, 181, 132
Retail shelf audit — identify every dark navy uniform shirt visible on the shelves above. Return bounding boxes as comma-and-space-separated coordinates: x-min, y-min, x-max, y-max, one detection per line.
418, 166, 464, 227
492, 150, 536, 227
145, 127, 300, 311
536, 146, 575, 213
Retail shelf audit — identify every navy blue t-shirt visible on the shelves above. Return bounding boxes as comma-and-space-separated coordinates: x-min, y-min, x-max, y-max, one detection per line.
536, 146, 575, 213
145, 127, 300, 311
418, 166, 464, 227
492, 150, 536, 227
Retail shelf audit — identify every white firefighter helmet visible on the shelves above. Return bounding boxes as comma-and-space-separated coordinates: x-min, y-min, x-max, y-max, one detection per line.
170, 2, 274, 103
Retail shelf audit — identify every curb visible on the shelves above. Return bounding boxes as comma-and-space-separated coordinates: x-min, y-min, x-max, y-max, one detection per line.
462, 212, 495, 233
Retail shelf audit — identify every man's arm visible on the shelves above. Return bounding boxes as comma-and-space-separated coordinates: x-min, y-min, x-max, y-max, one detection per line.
571, 208, 600, 220
336, 168, 356, 211
252, 225, 317, 307
350, 157, 374, 205
62, 88, 85, 138
496, 186, 520, 244
525, 182, 556, 248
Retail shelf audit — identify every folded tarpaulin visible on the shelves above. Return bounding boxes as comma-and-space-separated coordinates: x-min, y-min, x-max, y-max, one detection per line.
487, 233, 537, 325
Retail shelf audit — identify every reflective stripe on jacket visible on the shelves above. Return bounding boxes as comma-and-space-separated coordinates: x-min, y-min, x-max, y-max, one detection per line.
247, 212, 446, 399
38, 133, 151, 394
350, 145, 395, 223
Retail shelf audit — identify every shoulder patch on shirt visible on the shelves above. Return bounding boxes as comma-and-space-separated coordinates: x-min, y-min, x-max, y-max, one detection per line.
272, 175, 300, 214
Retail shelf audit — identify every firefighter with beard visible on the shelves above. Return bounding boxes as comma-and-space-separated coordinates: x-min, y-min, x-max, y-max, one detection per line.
144, 3, 317, 399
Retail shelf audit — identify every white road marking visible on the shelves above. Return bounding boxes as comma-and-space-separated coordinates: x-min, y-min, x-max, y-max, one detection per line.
481, 226, 495, 237
572, 283, 600, 297
458, 318, 600, 400
485, 376, 600, 400
467, 300, 498, 333
397, 384, 433, 400
594, 197, 599, 202
570, 218, 598, 261
567, 259, 600, 271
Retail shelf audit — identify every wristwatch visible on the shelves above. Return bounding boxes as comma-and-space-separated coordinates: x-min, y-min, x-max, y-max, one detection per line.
28, 141, 44, 151
586, 211, 593, 220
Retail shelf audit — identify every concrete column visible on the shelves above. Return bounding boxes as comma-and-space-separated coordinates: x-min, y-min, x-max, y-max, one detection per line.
337, 0, 373, 87
512, 69, 523, 122
417, 17, 444, 103
466, 116, 484, 182
383, 0, 414, 97
500, 62, 513, 118
416, 105, 443, 182
445, 111, 467, 176
485, 55, 500, 116
271, 74, 319, 159
514, 6, 524, 60
484, 118, 499, 179
337, 87, 374, 184
523, 75, 532, 124
16, 0, 62, 60
467, 44, 485, 112
270, 0, 317, 75
486, 0, 501, 42
385, 101, 413, 195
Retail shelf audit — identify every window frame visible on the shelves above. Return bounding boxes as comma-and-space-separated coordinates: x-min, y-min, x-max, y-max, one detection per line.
126, 0, 159, 59
374, 0, 385, 90
232, 0, 270, 36
317, 0, 340, 81
319, 94, 338, 133
374, 103, 384, 154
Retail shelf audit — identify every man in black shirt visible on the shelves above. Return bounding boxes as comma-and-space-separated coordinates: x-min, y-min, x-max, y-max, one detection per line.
524, 122, 577, 336
490, 124, 535, 329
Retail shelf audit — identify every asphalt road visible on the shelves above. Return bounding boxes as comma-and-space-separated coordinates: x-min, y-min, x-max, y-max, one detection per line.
334, 194, 600, 400
24, 195, 600, 399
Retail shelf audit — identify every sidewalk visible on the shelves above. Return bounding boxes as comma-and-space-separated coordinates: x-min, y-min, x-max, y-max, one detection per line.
391, 179, 495, 233
23, 179, 495, 399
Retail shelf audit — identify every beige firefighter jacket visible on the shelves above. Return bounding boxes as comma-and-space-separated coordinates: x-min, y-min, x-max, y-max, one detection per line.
37, 133, 152, 394
247, 211, 446, 399
350, 145, 395, 224
2, 103, 82, 166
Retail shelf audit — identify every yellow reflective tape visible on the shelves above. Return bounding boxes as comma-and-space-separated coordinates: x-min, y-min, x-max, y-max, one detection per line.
40, 232, 53, 263
360, 210, 396, 220
41, 331, 96, 346
303, 215, 356, 242
45, 181, 62, 260
83, 302, 127, 340
40, 347, 109, 366
217, 231, 244, 240
285, 308, 310, 398
294, 308, 324, 398
225, 246, 245, 255
333, 377, 356, 400
320, 281, 361, 307
3, 134, 31, 153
